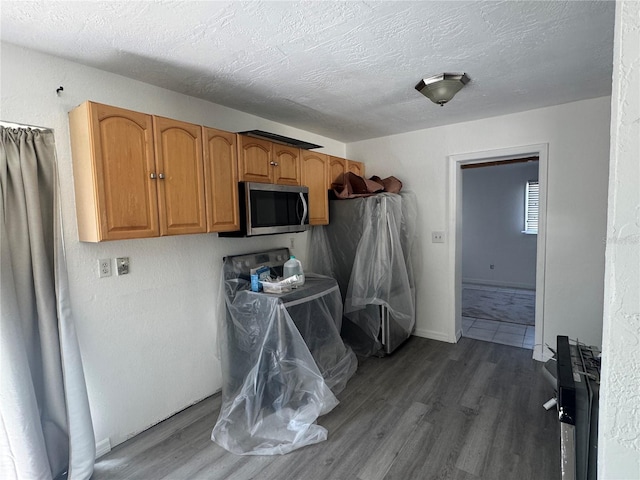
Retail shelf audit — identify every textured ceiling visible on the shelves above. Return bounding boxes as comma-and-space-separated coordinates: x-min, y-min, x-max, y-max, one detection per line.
1, 1, 615, 142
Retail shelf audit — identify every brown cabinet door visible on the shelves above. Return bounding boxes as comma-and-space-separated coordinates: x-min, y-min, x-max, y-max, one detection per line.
328, 156, 347, 189
347, 160, 365, 177
300, 150, 329, 225
237, 135, 273, 183
70, 101, 159, 241
272, 144, 301, 185
153, 116, 207, 236
203, 128, 239, 232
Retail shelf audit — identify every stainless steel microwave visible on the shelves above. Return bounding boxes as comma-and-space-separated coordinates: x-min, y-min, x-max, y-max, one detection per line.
220, 182, 309, 237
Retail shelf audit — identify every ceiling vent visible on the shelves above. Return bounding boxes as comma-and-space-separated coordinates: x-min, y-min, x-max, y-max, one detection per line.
238, 130, 322, 150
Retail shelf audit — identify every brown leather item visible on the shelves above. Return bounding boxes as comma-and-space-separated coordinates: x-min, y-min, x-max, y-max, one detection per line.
382, 176, 403, 193
332, 172, 402, 199
369, 175, 403, 194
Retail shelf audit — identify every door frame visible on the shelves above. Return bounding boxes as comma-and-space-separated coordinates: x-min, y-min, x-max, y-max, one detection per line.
447, 143, 549, 361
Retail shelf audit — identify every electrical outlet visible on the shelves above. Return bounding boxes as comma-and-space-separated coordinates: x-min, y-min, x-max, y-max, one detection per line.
98, 259, 111, 278
289, 237, 295, 250
431, 231, 445, 243
116, 257, 130, 276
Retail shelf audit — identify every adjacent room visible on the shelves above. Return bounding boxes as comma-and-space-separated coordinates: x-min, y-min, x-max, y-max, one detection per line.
460, 158, 539, 350
1, 1, 638, 479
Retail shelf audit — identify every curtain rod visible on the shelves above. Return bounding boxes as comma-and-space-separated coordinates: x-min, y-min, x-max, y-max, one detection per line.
0, 120, 52, 131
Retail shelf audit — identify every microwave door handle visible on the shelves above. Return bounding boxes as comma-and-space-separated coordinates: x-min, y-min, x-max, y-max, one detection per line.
299, 192, 308, 225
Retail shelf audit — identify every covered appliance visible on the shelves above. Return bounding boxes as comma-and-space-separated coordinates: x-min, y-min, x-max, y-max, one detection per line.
310, 192, 417, 356
212, 248, 357, 455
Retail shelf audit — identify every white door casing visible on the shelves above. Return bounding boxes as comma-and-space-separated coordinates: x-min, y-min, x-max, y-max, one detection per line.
448, 144, 549, 361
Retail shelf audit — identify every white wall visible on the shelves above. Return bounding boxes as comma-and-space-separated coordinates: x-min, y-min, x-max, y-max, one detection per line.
599, 1, 640, 477
462, 162, 538, 289
0, 42, 346, 450
347, 96, 610, 349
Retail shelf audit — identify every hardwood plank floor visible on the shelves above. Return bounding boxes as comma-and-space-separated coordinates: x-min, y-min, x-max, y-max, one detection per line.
92, 337, 560, 480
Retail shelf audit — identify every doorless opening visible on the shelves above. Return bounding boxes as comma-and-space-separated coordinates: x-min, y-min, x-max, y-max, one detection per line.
460, 157, 539, 349
448, 144, 549, 361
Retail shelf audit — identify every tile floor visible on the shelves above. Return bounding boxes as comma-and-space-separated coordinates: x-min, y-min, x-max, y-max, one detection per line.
462, 317, 535, 349
462, 284, 535, 350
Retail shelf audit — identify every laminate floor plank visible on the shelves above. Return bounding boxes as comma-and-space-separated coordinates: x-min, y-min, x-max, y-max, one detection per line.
454, 395, 503, 477
280, 398, 398, 480
354, 401, 429, 480
91, 337, 560, 480
458, 360, 498, 411
383, 405, 477, 480
482, 386, 530, 480
109, 412, 216, 480
91, 396, 221, 479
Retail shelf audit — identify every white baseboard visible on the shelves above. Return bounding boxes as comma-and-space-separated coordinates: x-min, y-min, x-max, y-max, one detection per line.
533, 344, 554, 362
413, 328, 456, 343
95, 438, 111, 459
462, 277, 536, 291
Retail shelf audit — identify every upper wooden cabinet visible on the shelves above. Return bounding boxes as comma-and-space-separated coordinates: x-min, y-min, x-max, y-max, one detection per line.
347, 160, 365, 177
70, 102, 160, 241
328, 156, 366, 189
237, 135, 301, 185
153, 116, 207, 236
328, 156, 347, 189
237, 136, 272, 183
300, 150, 329, 225
70, 101, 367, 240
69, 101, 221, 241
272, 144, 301, 185
203, 127, 239, 232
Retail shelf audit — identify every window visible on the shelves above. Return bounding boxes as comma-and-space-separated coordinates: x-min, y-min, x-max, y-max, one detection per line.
523, 180, 539, 234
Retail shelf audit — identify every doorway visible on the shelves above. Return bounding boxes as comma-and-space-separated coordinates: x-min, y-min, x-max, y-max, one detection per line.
460, 158, 538, 349
448, 144, 548, 361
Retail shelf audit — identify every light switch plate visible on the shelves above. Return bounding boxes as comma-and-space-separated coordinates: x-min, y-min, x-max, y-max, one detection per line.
116, 257, 129, 275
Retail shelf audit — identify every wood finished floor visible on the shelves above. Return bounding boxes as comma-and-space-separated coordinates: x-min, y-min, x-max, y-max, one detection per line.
92, 337, 560, 480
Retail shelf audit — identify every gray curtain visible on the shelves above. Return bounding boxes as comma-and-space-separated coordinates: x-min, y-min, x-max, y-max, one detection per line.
0, 127, 95, 479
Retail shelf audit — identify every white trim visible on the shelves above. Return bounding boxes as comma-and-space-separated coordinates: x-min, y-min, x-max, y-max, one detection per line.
448, 144, 549, 361
412, 328, 452, 343
95, 438, 112, 459
535, 344, 555, 362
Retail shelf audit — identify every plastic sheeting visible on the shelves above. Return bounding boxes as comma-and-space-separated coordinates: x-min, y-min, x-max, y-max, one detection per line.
212, 269, 357, 455
310, 192, 418, 356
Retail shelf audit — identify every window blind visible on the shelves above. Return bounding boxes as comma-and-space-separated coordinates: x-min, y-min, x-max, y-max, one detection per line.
524, 180, 539, 234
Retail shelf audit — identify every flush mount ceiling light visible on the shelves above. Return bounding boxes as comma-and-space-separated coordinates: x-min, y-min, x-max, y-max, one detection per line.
415, 73, 470, 106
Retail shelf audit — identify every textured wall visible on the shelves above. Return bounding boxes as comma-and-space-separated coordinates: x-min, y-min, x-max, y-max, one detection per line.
462, 162, 539, 289
0, 42, 345, 450
599, 1, 640, 477
347, 97, 610, 349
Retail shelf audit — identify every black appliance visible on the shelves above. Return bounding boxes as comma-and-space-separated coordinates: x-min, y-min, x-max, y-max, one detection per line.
556, 335, 601, 480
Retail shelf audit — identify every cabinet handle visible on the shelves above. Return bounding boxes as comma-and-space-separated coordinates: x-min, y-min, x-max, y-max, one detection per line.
158, 173, 165, 179
270, 161, 279, 166
150, 173, 157, 179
